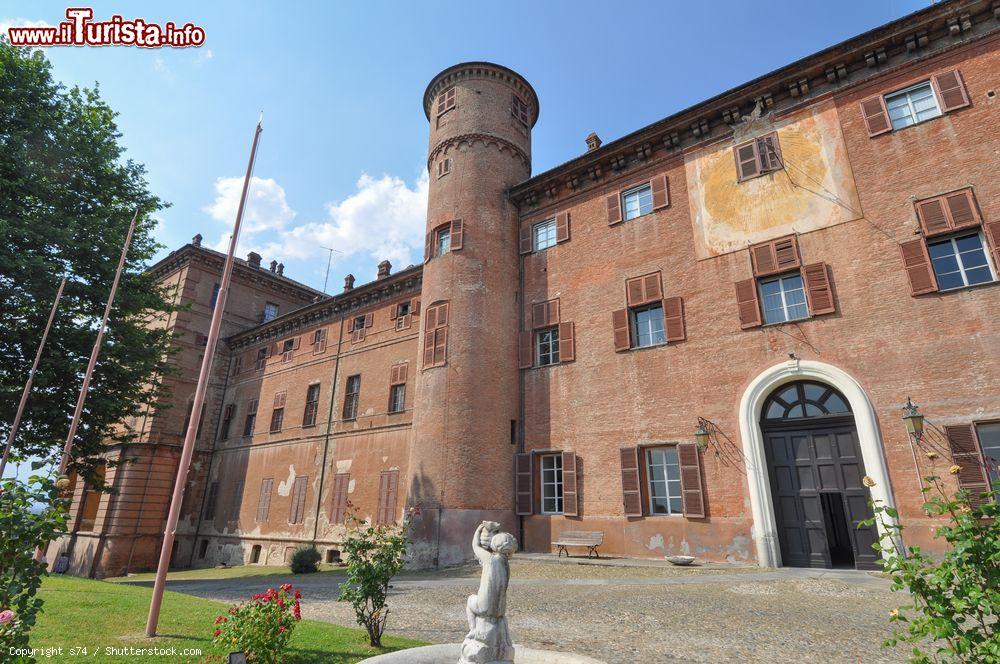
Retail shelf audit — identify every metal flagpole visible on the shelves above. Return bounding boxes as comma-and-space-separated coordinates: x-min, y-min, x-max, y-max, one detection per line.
146, 117, 263, 637
56, 209, 140, 477
0, 276, 67, 479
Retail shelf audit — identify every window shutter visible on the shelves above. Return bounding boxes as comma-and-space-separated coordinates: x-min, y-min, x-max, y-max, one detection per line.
518, 331, 533, 369
364, 313, 374, 328
315, 329, 327, 353
376, 470, 398, 525
256, 478, 272, 523
273, 391, 286, 408
735, 141, 760, 181
642, 273, 662, 302
916, 197, 952, 236
612, 308, 630, 351
751, 243, 776, 275
662, 297, 686, 342
802, 263, 836, 315
292, 336, 301, 350
519, 223, 533, 254
289, 476, 307, 524
859, 95, 892, 137
437, 302, 449, 326
757, 134, 782, 171
422, 329, 435, 367
944, 425, 990, 507
898, 239, 938, 296
555, 211, 570, 243
432, 328, 448, 366
606, 192, 622, 225
677, 443, 706, 518
450, 219, 464, 250
619, 448, 642, 517
944, 189, 980, 230
515, 453, 533, 515
546, 299, 560, 326
932, 69, 970, 113
330, 473, 349, 525
425, 232, 432, 262
424, 306, 437, 331
205, 481, 219, 520
389, 365, 399, 385
983, 220, 1000, 272
752, 236, 799, 276
626, 277, 645, 307
411, 298, 421, 315
562, 451, 579, 517
650, 174, 669, 210
558, 322, 575, 363
735, 279, 762, 328
531, 301, 547, 329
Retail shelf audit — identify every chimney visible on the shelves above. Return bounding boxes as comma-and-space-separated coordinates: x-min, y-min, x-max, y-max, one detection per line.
276, 263, 284, 276
192, 233, 203, 247
586, 132, 602, 152
377, 260, 392, 279
269, 260, 277, 272
247, 251, 262, 268
344, 274, 355, 291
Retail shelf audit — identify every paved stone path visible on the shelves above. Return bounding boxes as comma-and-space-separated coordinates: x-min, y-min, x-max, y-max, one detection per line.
134, 556, 910, 663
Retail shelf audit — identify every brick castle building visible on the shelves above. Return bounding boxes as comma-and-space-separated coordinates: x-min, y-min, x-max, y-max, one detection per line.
53, 0, 999, 577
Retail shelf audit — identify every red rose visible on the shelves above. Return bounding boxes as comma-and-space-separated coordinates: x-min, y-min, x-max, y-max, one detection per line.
294, 589, 301, 599
279, 626, 286, 633
213, 629, 221, 638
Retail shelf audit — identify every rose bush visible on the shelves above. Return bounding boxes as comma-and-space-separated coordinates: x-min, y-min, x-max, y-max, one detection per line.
211, 584, 302, 663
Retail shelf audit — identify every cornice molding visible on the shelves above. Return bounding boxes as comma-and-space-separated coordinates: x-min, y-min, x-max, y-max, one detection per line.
423, 61, 539, 127
508, 0, 997, 213
427, 132, 530, 171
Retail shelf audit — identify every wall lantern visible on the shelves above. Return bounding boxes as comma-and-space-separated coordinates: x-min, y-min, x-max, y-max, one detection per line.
901, 397, 925, 442
694, 419, 711, 451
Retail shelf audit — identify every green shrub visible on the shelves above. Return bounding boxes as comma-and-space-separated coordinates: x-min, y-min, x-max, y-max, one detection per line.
0, 474, 69, 657
863, 475, 1000, 663
212, 583, 302, 663
337, 511, 408, 647
289, 546, 320, 574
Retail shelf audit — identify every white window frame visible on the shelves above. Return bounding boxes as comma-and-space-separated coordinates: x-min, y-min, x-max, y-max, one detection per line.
389, 384, 406, 414
535, 326, 560, 366
927, 232, 997, 291
884, 81, 942, 131
646, 447, 683, 516
975, 422, 1000, 491
622, 184, 653, 221
533, 218, 557, 252
436, 226, 451, 256
262, 302, 279, 322
759, 273, 809, 325
631, 304, 666, 348
540, 454, 563, 514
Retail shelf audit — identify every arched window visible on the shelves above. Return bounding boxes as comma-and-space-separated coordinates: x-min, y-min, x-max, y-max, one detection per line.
761, 381, 851, 421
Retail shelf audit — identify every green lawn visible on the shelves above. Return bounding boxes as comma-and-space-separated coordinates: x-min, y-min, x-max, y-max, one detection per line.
29, 575, 425, 662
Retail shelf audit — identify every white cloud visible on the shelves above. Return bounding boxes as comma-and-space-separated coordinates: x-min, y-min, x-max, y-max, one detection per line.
204, 176, 297, 250
1, 17, 52, 35
193, 48, 214, 65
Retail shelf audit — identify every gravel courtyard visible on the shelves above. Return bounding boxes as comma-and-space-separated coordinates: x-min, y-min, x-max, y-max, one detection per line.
130, 556, 910, 663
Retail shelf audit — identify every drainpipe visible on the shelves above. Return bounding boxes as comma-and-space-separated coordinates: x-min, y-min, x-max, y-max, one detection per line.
511, 191, 527, 550
311, 312, 346, 550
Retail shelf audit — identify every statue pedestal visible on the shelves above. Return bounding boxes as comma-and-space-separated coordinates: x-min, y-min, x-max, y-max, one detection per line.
460, 614, 513, 664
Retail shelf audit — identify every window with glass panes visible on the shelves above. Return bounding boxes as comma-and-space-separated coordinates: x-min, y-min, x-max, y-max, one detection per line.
533, 219, 557, 251
885, 82, 942, 131
975, 422, 1000, 491
535, 326, 560, 366
622, 184, 653, 221
927, 233, 996, 290
540, 454, 563, 514
436, 226, 451, 256
631, 304, 666, 347
343, 375, 360, 420
389, 384, 406, 413
255, 348, 267, 371
263, 302, 279, 322
269, 407, 283, 433
646, 447, 682, 515
303, 384, 320, 427
759, 273, 808, 324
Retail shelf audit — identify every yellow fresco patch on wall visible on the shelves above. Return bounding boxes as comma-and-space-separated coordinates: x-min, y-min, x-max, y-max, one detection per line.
686, 100, 862, 259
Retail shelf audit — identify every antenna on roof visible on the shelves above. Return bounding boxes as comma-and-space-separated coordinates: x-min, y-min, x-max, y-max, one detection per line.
320, 245, 344, 294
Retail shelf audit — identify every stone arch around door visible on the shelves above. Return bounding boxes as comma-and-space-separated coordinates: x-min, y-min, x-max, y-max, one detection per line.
738, 359, 897, 568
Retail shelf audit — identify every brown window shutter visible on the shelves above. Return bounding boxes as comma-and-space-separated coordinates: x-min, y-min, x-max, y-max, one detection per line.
558, 322, 575, 363
773, 236, 800, 271
398, 363, 408, 384
802, 263, 836, 315
983, 220, 1000, 271
432, 328, 448, 366
944, 189, 980, 230
450, 219, 464, 250
757, 133, 782, 171
390, 305, 400, 320
425, 232, 432, 262
859, 95, 892, 137
944, 425, 990, 506
642, 273, 662, 302
411, 298, 421, 315
292, 336, 301, 350
650, 174, 669, 210
289, 476, 307, 524
273, 391, 286, 408
519, 223, 533, 254
677, 443, 706, 518
422, 329, 436, 366
626, 277, 645, 307
424, 306, 437, 331
735, 279, 762, 328
515, 453, 533, 515
330, 473, 349, 525
619, 447, 642, 517
437, 302, 449, 326
751, 242, 776, 276
606, 192, 622, 225
662, 297, 686, 342
389, 365, 399, 385
383, 470, 399, 524
562, 451, 579, 516
364, 313, 374, 328
898, 239, 939, 296
932, 70, 970, 113
612, 308, 630, 351
256, 478, 272, 522
546, 299, 560, 326
752, 236, 799, 276
531, 301, 547, 329
518, 331, 533, 369
735, 141, 760, 181
916, 197, 952, 236
555, 211, 570, 243
446, 87, 456, 111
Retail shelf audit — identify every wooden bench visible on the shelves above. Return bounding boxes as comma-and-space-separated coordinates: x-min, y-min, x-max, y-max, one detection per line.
553, 530, 604, 559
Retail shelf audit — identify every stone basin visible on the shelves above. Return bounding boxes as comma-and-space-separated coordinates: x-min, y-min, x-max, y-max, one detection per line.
360, 643, 607, 663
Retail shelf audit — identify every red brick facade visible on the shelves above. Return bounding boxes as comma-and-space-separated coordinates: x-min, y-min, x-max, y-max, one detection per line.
56, 0, 1000, 576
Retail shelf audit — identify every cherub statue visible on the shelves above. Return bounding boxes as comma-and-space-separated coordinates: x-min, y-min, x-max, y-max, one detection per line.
459, 521, 517, 664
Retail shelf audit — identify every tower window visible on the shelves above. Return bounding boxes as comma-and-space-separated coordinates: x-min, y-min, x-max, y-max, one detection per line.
436, 87, 456, 117
436, 226, 451, 256
511, 93, 530, 126
437, 158, 451, 178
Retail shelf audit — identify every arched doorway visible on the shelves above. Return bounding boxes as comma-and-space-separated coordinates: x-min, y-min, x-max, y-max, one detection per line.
760, 381, 878, 570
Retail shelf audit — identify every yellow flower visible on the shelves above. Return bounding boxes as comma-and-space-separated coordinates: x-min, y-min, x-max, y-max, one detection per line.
925, 451, 938, 459
949, 465, 962, 475
862, 476, 876, 488
889, 609, 899, 617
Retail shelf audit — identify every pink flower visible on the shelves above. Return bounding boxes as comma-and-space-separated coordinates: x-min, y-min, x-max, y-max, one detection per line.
0, 610, 14, 625
213, 629, 221, 638
280, 583, 292, 592
279, 626, 286, 633
294, 589, 301, 599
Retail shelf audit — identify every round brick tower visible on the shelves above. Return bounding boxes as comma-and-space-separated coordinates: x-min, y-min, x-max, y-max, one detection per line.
407, 63, 538, 567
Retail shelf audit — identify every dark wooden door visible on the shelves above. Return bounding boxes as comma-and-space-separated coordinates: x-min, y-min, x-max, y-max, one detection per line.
763, 421, 879, 570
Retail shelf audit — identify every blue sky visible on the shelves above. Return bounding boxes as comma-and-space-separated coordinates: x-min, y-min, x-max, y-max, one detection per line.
4, 0, 925, 295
